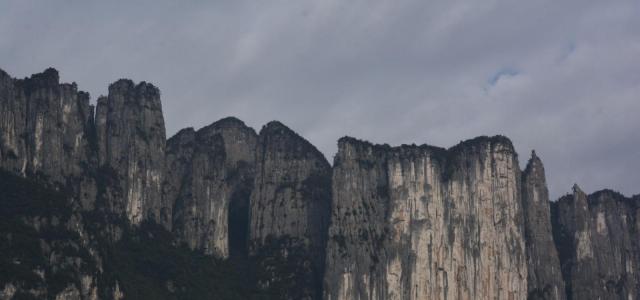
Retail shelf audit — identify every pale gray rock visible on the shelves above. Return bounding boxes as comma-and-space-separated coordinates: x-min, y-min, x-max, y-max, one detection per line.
324, 136, 528, 300
0, 68, 96, 209
4, 67, 640, 299
95, 79, 166, 225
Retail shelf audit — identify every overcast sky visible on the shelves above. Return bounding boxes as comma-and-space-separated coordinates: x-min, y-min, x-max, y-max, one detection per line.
1, 1, 639, 199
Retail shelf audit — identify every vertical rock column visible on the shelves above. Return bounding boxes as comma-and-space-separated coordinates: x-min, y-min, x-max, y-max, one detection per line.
0, 68, 28, 175
165, 117, 257, 257
323, 138, 391, 300
0, 68, 96, 208
324, 136, 528, 300
249, 121, 332, 299
521, 151, 565, 300
95, 79, 166, 225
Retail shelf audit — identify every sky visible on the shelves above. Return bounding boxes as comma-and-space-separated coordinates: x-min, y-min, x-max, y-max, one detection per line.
1, 1, 639, 199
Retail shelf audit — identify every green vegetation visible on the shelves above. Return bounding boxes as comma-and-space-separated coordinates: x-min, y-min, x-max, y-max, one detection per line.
0, 170, 309, 299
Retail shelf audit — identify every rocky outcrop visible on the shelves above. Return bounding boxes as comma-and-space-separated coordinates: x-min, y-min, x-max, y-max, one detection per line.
4, 67, 640, 300
552, 186, 640, 299
324, 136, 527, 300
0, 68, 96, 209
165, 117, 257, 257
95, 79, 166, 225
522, 151, 566, 300
249, 121, 332, 299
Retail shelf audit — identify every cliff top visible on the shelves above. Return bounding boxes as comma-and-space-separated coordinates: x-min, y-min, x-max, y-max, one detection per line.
555, 187, 639, 207
167, 127, 196, 145
0, 67, 9, 79
108, 78, 161, 98
260, 120, 330, 167
199, 116, 256, 134
523, 150, 545, 178
338, 134, 514, 157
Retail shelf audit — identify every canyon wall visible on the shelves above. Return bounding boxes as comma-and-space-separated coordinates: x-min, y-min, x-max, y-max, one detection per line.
323, 137, 528, 300
95, 79, 167, 225
552, 186, 640, 299
164, 117, 257, 257
249, 121, 332, 299
0, 68, 96, 209
2, 68, 639, 299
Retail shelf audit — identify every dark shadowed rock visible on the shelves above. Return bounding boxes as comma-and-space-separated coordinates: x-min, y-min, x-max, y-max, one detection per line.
522, 151, 566, 300
165, 117, 257, 257
249, 121, 332, 299
552, 187, 640, 300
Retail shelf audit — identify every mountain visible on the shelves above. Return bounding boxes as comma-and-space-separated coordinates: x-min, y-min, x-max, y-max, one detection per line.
324, 136, 527, 299
0, 68, 638, 300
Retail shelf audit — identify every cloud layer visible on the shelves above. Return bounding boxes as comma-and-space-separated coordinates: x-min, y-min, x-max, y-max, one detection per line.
1, 0, 639, 198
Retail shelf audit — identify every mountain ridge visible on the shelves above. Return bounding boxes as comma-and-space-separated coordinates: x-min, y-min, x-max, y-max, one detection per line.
1, 67, 638, 300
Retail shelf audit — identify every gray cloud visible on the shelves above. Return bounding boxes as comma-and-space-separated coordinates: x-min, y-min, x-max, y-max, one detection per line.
1, 0, 639, 198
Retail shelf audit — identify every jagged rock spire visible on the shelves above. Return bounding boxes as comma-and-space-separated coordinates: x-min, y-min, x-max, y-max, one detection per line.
522, 150, 566, 299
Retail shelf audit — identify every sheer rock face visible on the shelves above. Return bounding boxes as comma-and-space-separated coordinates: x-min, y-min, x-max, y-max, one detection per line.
6, 68, 640, 299
95, 79, 166, 225
552, 187, 640, 300
0, 68, 96, 208
324, 136, 527, 300
165, 118, 257, 257
522, 151, 566, 300
249, 121, 332, 299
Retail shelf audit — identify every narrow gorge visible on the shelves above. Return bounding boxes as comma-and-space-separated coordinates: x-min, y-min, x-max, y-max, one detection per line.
0, 68, 638, 299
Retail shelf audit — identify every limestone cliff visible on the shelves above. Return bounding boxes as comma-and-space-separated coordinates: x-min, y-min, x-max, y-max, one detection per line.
249, 121, 332, 299
552, 186, 640, 299
165, 117, 257, 257
95, 79, 166, 225
521, 151, 566, 300
3, 67, 640, 300
324, 136, 527, 300
0, 68, 96, 209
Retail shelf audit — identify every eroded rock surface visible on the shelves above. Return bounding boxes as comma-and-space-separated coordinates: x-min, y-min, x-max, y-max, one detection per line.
249, 121, 332, 299
552, 186, 640, 300
95, 79, 166, 225
522, 151, 566, 300
165, 117, 257, 257
0, 68, 96, 209
3, 67, 640, 300
324, 136, 527, 300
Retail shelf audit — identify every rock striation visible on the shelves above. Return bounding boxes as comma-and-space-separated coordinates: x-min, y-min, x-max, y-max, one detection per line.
552, 186, 640, 300
324, 136, 527, 300
249, 121, 332, 299
2, 67, 640, 300
521, 151, 566, 300
95, 79, 167, 225
165, 117, 257, 257
0, 68, 96, 208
